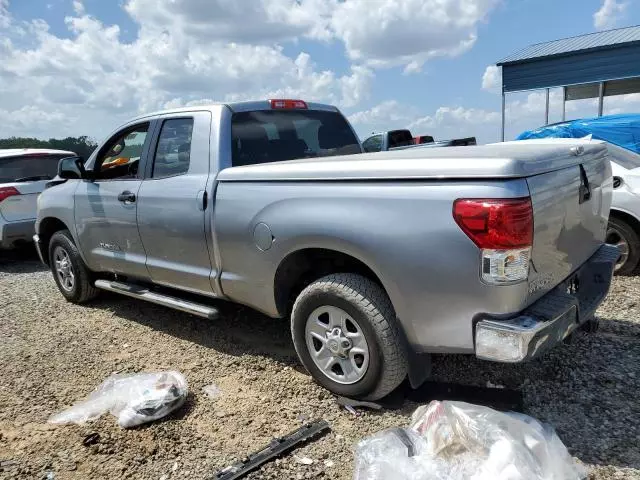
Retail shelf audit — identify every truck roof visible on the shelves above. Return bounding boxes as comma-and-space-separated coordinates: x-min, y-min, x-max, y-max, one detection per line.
130, 100, 340, 122
0, 148, 76, 158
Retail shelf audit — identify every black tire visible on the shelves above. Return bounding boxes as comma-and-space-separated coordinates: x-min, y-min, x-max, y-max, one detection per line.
48, 230, 99, 303
291, 273, 408, 400
606, 216, 640, 276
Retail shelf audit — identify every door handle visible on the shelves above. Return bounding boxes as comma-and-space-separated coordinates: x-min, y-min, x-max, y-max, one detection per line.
579, 165, 591, 204
117, 191, 136, 203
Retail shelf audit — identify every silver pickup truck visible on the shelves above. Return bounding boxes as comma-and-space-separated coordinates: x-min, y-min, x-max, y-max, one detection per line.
34, 100, 619, 400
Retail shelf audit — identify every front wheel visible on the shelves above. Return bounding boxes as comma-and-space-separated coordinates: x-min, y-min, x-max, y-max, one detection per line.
606, 217, 640, 275
291, 273, 407, 400
49, 230, 99, 303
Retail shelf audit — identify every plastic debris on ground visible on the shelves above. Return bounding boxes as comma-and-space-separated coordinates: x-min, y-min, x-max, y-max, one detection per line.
353, 400, 587, 480
203, 383, 222, 399
294, 455, 314, 465
48, 371, 188, 428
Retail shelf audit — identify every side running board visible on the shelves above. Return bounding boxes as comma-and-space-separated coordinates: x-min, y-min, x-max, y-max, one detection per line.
94, 280, 219, 319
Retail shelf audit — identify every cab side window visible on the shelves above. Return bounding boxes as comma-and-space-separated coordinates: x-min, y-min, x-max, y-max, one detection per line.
152, 118, 194, 179
94, 124, 150, 180
362, 134, 383, 153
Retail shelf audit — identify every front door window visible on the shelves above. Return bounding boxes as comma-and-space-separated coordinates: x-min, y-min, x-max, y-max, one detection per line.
94, 125, 149, 180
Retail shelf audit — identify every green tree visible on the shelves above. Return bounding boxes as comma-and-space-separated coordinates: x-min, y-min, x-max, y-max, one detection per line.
0, 136, 98, 159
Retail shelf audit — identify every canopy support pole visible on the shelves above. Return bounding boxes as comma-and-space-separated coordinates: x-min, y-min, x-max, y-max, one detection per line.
598, 82, 605, 117
545, 88, 550, 125
501, 90, 506, 141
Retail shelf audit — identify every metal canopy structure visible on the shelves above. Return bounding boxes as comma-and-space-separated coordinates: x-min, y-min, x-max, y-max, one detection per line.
497, 25, 640, 140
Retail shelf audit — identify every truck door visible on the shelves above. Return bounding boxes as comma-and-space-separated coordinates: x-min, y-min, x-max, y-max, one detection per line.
74, 122, 153, 279
136, 112, 215, 295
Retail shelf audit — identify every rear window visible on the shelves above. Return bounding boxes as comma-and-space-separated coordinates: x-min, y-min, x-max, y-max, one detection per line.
388, 130, 414, 148
0, 154, 68, 183
606, 143, 640, 170
231, 110, 361, 166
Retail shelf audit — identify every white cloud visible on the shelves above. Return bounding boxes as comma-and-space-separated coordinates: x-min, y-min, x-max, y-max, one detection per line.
348, 100, 415, 132
403, 61, 422, 75
0, 0, 10, 28
124, 0, 335, 44
481, 65, 501, 93
0, 0, 373, 139
593, 0, 627, 30
0, 0, 503, 140
331, 0, 499, 71
0, 105, 72, 137
72, 0, 84, 15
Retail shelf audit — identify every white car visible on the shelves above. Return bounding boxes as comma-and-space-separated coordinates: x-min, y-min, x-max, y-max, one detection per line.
0, 148, 76, 249
604, 143, 640, 274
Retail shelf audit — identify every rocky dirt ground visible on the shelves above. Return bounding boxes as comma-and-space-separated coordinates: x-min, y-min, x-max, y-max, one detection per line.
1, 250, 639, 479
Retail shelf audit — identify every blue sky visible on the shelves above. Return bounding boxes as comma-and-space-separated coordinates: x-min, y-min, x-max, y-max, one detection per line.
1, 0, 639, 143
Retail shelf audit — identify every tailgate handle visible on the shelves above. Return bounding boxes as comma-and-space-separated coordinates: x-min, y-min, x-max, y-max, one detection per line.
579, 165, 591, 204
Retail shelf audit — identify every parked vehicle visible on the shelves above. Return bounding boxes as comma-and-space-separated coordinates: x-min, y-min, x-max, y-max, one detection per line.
0, 148, 76, 249
362, 129, 476, 152
414, 135, 435, 144
416, 137, 478, 148
362, 129, 415, 152
516, 117, 640, 274
413, 135, 435, 145
34, 100, 618, 400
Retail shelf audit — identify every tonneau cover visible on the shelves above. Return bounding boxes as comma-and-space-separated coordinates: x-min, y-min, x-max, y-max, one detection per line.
218, 139, 607, 181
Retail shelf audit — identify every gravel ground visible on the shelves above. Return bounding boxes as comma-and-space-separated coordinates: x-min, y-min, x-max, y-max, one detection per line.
1, 250, 639, 480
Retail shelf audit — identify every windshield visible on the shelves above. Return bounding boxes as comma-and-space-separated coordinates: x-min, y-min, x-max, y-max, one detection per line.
606, 143, 640, 170
231, 109, 361, 166
0, 154, 68, 183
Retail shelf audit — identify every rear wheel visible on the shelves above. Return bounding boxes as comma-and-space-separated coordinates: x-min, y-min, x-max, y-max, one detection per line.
49, 230, 99, 303
291, 273, 407, 400
606, 216, 640, 275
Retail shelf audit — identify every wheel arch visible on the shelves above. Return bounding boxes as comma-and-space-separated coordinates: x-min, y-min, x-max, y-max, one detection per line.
38, 217, 71, 265
609, 208, 640, 236
273, 247, 388, 319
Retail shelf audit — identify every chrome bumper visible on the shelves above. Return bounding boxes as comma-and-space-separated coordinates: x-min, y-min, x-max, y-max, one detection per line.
33, 234, 47, 265
475, 244, 619, 363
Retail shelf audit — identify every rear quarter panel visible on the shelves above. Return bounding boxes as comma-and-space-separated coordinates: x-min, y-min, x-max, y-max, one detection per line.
214, 179, 532, 353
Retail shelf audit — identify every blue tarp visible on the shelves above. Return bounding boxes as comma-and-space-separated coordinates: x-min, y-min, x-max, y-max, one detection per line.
516, 114, 640, 154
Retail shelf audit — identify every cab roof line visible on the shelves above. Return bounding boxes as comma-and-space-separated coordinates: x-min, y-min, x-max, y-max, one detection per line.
128, 100, 339, 122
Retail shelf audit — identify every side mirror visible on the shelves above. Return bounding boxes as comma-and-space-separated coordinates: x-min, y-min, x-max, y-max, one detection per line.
58, 156, 89, 180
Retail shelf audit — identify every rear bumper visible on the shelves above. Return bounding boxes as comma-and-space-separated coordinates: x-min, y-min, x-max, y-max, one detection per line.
475, 244, 619, 362
0, 218, 36, 249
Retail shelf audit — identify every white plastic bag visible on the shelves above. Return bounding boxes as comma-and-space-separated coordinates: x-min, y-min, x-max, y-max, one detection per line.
49, 371, 188, 428
354, 401, 587, 480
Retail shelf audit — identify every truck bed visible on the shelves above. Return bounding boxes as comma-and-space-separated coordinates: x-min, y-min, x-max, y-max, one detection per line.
217, 140, 607, 181
215, 138, 613, 353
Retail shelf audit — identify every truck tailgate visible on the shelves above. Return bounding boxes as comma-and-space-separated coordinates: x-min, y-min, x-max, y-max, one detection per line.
526, 147, 612, 303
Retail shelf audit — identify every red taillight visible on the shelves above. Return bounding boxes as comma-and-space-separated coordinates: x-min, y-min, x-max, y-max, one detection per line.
269, 99, 308, 109
0, 187, 20, 203
453, 198, 533, 249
